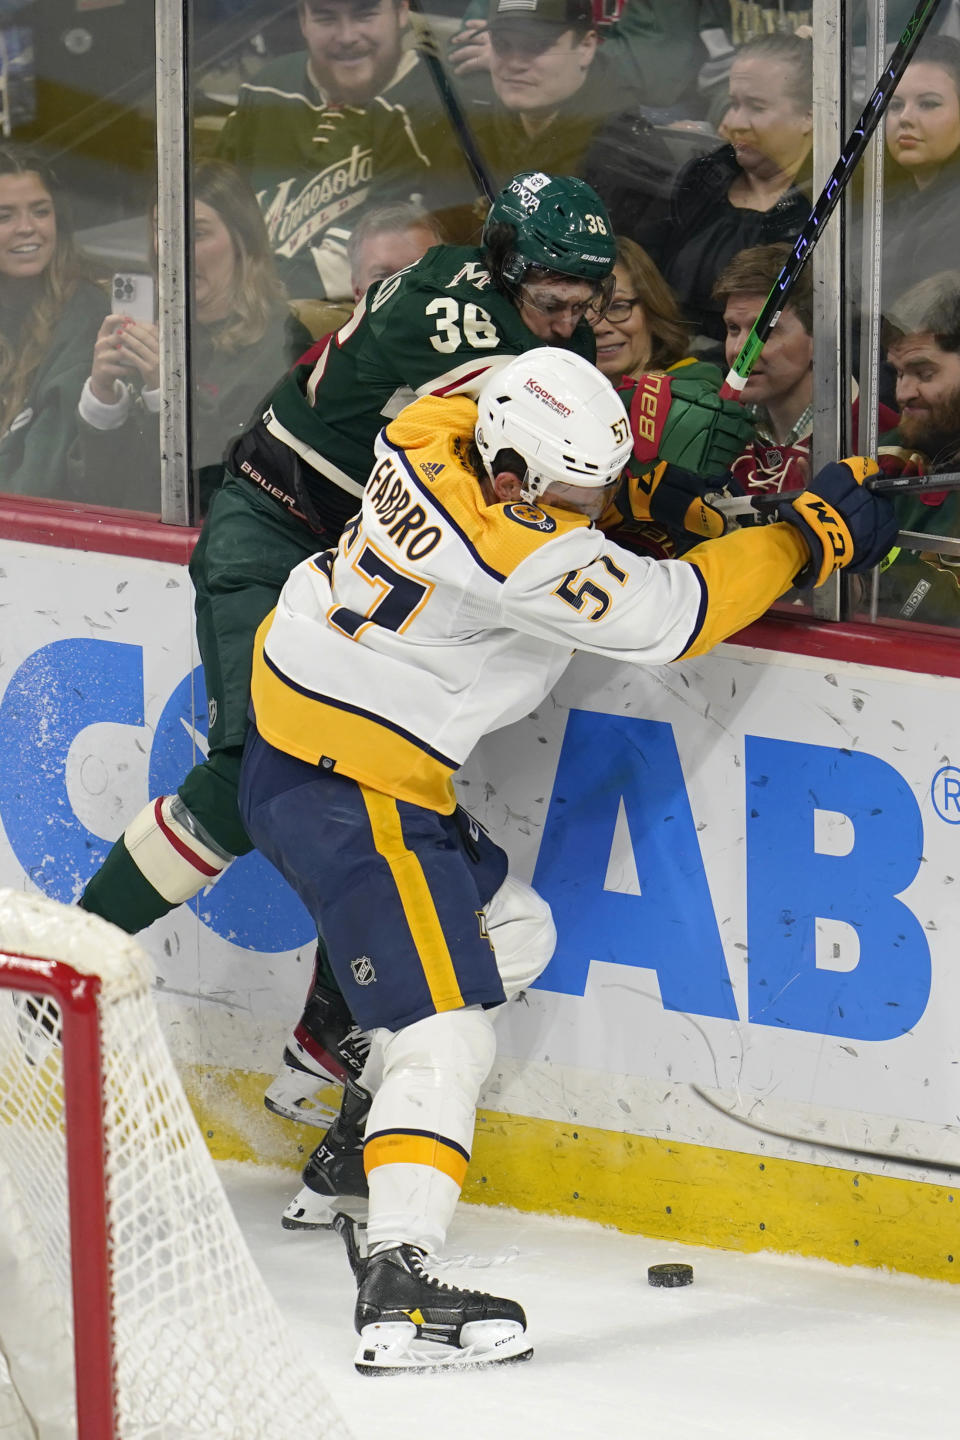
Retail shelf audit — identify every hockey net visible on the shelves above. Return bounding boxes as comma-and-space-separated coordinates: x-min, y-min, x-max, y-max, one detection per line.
0, 887, 352, 1440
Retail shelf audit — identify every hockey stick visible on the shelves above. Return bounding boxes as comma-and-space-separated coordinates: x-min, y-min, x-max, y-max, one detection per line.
718, 0, 945, 403
406, 0, 497, 207
713, 469, 960, 522
691, 1084, 960, 1175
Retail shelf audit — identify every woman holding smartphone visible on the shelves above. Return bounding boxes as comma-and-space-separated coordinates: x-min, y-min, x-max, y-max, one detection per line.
73, 159, 312, 515
0, 145, 109, 498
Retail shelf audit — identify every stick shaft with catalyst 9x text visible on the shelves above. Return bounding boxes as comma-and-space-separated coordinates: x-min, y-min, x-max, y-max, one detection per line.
712, 469, 960, 522
712, 471, 960, 554
718, 0, 945, 402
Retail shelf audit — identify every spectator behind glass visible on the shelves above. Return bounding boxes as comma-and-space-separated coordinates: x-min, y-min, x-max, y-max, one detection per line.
292, 201, 446, 360
714, 241, 815, 493
714, 242, 898, 495
872, 271, 960, 628
348, 201, 444, 300
468, 0, 624, 190
451, 0, 707, 117
646, 32, 812, 351
593, 236, 737, 563
591, 235, 695, 383
882, 38, 960, 307
0, 145, 108, 500
214, 0, 479, 301
70, 160, 313, 517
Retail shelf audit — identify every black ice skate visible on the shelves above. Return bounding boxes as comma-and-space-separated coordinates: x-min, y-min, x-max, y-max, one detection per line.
353, 1244, 533, 1375
281, 1078, 371, 1230
264, 959, 370, 1127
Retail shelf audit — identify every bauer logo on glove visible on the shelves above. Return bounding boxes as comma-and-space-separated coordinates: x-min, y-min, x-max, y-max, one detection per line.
620, 373, 756, 479
629, 373, 668, 452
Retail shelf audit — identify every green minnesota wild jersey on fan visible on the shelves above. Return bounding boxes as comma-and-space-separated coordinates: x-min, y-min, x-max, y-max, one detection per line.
234, 244, 597, 538
216, 51, 459, 300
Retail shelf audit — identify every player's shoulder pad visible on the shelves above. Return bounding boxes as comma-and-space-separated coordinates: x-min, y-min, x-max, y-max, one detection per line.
491, 497, 594, 577
366, 247, 500, 347
363, 247, 463, 327
385, 394, 478, 454
432, 245, 497, 295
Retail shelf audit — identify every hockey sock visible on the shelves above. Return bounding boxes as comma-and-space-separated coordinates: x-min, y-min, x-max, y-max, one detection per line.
364, 1008, 496, 1256
312, 939, 339, 993
80, 830, 180, 933
79, 795, 236, 934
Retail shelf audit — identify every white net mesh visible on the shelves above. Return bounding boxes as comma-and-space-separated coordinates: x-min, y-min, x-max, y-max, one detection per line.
0, 888, 352, 1440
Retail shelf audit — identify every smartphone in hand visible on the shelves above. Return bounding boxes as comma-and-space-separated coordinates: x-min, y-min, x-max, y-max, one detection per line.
111, 272, 155, 324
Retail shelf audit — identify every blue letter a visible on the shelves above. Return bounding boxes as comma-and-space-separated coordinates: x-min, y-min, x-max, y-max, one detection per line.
532, 710, 736, 1016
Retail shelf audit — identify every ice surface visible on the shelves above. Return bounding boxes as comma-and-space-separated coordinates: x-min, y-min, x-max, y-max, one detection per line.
220, 1162, 959, 1440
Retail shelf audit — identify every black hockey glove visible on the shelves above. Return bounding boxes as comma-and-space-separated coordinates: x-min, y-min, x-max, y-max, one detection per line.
621, 461, 734, 540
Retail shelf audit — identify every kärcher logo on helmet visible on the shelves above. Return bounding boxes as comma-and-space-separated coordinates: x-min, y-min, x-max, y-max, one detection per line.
523, 378, 572, 417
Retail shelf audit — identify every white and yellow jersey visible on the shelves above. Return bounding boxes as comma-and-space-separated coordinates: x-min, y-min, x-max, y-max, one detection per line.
251, 395, 808, 812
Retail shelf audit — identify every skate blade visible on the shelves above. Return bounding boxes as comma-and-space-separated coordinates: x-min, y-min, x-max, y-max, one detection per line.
263, 1064, 341, 1128
354, 1320, 533, 1376
281, 1184, 368, 1231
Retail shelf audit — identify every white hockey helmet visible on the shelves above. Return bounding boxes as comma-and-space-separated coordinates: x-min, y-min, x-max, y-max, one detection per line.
475, 348, 633, 504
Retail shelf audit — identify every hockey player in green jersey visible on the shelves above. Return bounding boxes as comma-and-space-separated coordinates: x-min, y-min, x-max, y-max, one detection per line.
79, 171, 753, 1205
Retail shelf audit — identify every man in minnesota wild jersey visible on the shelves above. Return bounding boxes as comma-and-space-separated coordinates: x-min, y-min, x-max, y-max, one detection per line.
79, 172, 752, 1205
238, 348, 896, 1372
215, 0, 480, 299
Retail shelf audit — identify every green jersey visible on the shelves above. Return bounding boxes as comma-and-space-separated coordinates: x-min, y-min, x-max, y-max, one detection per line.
230, 244, 596, 538
216, 52, 475, 300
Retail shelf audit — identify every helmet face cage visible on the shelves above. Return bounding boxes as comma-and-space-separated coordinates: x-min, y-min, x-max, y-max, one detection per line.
475, 349, 634, 507
482, 172, 616, 289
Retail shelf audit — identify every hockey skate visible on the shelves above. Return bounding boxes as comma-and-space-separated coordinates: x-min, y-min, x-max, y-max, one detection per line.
353, 1243, 533, 1375
264, 961, 370, 1128
281, 1078, 371, 1230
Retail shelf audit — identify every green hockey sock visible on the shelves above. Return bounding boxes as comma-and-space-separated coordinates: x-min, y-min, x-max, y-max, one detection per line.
79, 835, 176, 935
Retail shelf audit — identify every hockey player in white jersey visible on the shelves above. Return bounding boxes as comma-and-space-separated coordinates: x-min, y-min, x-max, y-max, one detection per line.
237, 348, 896, 1374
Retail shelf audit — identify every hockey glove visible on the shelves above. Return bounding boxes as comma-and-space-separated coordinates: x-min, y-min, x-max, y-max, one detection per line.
774, 457, 898, 589
623, 461, 730, 540
623, 373, 756, 478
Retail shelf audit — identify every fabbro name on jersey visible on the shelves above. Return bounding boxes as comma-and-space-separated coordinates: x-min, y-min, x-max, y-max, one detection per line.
363, 454, 443, 560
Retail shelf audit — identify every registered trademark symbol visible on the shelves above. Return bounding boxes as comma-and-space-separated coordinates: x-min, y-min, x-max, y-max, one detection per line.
931, 766, 960, 824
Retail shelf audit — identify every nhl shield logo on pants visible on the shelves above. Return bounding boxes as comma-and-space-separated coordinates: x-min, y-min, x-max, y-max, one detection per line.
352, 955, 376, 986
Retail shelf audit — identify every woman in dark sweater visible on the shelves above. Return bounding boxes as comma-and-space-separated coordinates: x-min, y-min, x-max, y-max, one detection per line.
72, 159, 312, 517
0, 145, 108, 498
645, 32, 813, 351
882, 37, 960, 311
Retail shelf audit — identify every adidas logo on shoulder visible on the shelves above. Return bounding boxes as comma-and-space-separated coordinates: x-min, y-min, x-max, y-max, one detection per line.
420, 462, 445, 480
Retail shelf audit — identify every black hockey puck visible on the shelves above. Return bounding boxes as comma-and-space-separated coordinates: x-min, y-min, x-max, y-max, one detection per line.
647, 1263, 694, 1288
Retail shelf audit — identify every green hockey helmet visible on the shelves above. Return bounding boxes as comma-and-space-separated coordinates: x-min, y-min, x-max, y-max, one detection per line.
482, 172, 616, 289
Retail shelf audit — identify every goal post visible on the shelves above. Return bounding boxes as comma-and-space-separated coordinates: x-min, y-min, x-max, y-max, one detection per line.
0, 954, 114, 1439
0, 888, 353, 1440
